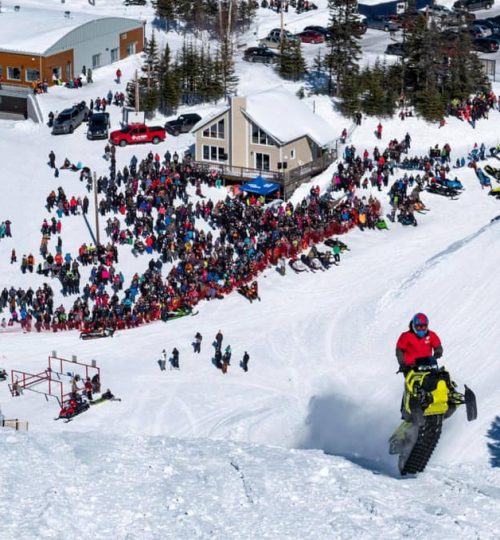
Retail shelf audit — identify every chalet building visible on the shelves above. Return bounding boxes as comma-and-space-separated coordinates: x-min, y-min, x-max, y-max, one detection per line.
191, 87, 336, 197
0, 5, 144, 88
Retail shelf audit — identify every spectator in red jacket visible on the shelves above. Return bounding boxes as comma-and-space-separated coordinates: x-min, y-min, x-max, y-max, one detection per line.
396, 313, 443, 373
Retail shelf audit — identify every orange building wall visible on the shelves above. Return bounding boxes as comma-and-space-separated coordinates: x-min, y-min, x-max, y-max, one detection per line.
119, 26, 144, 59
43, 49, 74, 85
0, 51, 43, 88
0, 49, 74, 87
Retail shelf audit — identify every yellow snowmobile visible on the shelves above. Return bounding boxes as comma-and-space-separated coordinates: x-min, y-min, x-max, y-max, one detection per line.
389, 357, 477, 475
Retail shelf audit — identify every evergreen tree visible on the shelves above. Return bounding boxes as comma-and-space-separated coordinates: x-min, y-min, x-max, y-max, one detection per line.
324, 0, 361, 95
219, 35, 239, 97
156, 0, 177, 31
278, 36, 306, 81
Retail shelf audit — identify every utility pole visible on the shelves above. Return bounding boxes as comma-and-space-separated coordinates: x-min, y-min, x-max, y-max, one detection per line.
93, 172, 100, 246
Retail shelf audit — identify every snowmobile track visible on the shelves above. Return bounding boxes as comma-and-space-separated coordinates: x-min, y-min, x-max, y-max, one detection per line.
401, 415, 442, 475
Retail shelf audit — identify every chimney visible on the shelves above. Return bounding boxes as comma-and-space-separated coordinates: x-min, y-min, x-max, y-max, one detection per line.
14, 5, 21, 11
64, 10, 71, 18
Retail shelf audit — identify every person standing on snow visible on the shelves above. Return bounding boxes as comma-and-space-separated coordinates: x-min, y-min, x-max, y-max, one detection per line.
395, 313, 443, 374
241, 352, 250, 372
193, 332, 202, 353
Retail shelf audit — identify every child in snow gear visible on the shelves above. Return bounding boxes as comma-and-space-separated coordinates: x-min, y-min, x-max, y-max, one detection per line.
241, 352, 250, 372
171, 348, 180, 369
215, 331, 223, 352
158, 349, 167, 371
193, 332, 202, 353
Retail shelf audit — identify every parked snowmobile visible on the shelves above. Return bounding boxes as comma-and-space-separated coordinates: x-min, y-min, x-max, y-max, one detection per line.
389, 357, 477, 475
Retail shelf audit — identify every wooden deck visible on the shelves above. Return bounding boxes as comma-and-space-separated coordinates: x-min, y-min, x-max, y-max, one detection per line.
191, 150, 337, 199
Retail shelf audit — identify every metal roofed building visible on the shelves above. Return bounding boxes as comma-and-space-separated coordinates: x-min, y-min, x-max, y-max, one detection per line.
0, 4, 144, 88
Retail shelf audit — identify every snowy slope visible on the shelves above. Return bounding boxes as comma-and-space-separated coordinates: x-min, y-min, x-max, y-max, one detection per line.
1, 430, 500, 540
1, 0, 500, 538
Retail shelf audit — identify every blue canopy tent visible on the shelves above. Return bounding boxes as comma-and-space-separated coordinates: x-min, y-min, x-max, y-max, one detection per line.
240, 176, 281, 196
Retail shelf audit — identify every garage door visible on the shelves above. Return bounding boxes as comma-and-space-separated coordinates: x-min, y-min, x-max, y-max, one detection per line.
0, 94, 28, 119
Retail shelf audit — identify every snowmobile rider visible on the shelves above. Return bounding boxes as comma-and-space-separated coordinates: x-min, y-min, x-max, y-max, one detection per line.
396, 313, 443, 374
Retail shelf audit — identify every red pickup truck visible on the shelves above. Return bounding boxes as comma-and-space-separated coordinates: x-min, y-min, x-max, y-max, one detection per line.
110, 123, 166, 147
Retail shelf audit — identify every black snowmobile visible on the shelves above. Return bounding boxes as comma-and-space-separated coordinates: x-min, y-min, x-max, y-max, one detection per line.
389, 357, 477, 475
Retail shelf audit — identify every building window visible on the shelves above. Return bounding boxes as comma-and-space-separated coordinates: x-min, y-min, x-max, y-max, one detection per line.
126, 42, 137, 56
7, 67, 21, 81
203, 145, 226, 162
25, 68, 40, 82
65, 62, 72, 81
203, 119, 225, 139
92, 54, 101, 69
122, 33, 128, 40
252, 123, 274, 146
290, 149, 296, 159
0, 66, 3, 79
110, 48, 119, 62
256, 153, 270, 171
217, 119, 224, 138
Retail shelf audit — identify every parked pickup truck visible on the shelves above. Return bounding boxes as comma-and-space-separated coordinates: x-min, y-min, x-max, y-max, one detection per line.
109, 123, 166, 146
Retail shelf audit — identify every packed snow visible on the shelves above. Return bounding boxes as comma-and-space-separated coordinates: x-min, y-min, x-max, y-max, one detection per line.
1, 0, 500, 538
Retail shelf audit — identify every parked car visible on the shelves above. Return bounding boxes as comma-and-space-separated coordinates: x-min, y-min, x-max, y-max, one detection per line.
475, 18, 500, 32
110, 123, 166, 146
453, 0, 494, 11
52, 102, 89, 135
124, 0, 147, 5
164, 113, 202, 136
469, 23, 493, 37
267, 28, 300, 42
295, 29, 325, 43
243, 46, 280, 64
473, 35, 500, 51
259, 36, 282, 49
303, 25, 332, 39
426, 4, 455, 17
365, 15, 401, 32
87, 112, 110, 140
385, 42, 406, 56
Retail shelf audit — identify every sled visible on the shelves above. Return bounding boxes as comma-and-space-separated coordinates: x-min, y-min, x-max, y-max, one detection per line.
288, 259, 308, 273
389, 357, 477, 475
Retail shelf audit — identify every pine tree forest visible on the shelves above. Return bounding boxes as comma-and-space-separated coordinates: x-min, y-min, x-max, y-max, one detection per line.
129, 0, 491, 123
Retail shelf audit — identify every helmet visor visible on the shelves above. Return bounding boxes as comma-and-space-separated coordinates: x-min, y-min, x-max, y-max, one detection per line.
415, 324, 428, 331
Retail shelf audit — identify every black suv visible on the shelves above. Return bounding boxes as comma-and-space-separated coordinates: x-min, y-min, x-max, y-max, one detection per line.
243, 46, 280, 64
87, 112, 110, 140
52, 102, 89, 135
453, 0, 494, 11
124, 0, 147, 5
164, 113, 202, 136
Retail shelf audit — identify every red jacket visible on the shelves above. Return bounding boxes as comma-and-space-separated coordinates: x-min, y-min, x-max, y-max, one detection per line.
396, 330, 441, 367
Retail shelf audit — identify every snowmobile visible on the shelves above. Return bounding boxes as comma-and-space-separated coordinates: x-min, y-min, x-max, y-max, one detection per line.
57, 395, 90, 422
79, 327, 115, 340
426, 182, 460, 199
485, 165, 500, 181
389, 357, 477, 475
